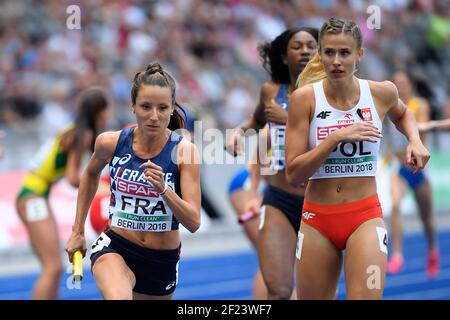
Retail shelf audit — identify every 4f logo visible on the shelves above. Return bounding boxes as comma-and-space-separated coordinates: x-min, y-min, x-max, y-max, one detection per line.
316, 111, 331, 119
302, 212, 316, 220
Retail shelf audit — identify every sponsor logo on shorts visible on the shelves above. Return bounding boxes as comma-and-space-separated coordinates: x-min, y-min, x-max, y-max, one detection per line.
302, 212, 316, 220
166, 281, 176, 290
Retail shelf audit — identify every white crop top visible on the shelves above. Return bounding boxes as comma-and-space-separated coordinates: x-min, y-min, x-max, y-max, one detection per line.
309, 79, 382, 180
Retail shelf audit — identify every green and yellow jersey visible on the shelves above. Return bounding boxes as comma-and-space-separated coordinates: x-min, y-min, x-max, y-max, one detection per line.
17, 126, 73, 199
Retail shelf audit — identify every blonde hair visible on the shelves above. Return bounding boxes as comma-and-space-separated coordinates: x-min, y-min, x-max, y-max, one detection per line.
320, 17, 363, 50
296, 52, 327, 88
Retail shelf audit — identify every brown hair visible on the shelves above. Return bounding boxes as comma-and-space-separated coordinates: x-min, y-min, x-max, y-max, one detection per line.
60, 87, 109, 152
319, 17, 363, 50
131, 62, 185, 130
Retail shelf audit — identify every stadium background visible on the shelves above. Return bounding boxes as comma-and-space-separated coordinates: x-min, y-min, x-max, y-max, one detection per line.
0, 0, 449, 299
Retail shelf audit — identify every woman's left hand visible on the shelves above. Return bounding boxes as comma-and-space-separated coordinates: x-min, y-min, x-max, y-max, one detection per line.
140, 160, 166, 193
405, 138, 431, 173
264, 99, 287, 124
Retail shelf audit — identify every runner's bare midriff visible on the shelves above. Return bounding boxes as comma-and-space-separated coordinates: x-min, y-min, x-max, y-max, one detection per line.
306, 176, 377, 204
111, 226, 181, 250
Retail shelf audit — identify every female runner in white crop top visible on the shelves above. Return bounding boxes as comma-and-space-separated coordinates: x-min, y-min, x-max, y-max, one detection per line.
285, 18, 430, 300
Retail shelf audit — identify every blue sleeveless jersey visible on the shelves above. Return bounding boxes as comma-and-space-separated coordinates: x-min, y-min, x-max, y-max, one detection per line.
274, 83, 289, 109
108, 127, 182, 232
269, 83, 289, 171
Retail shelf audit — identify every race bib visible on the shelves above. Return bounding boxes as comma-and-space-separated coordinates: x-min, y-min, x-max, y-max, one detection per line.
91, 232, 112, 254
25, 198, 49, 222
376, 227, 388, 255
110, 210, 171, 232
296, 231, 305, 260
270, 125, 286, 171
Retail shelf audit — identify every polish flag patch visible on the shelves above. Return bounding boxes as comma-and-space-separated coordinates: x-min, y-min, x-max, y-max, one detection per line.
360, 107, 373, 121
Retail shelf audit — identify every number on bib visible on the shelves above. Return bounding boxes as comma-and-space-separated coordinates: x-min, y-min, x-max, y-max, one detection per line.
91, 232, 111, 254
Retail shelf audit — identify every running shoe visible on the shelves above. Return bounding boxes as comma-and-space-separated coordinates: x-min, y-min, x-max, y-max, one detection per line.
387, 253, 404, 274
426, 249, 440, 278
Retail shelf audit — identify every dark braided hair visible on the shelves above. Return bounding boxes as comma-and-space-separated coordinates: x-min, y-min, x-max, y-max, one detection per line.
258, 27, 319, 84
131, 62, 185, 130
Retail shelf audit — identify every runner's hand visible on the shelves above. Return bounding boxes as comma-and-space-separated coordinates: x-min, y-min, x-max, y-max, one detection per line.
65, 231, 87, 262
140, 160, 166, 193
332, 122, 382, 144
405, 138, 430, 174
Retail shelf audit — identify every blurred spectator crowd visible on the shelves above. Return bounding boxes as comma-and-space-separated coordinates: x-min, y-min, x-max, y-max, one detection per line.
0, 0, 449, 169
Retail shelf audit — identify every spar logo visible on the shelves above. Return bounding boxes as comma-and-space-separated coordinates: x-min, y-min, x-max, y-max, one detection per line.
117, 177, 160, 197
317, 124, 352, 140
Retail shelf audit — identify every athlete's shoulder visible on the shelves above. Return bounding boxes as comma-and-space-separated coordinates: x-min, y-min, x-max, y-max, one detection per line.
367, 79, 397, 96
288, 84, 315, 120
367, 79, 398, 106
177, 135, 198, 154
97, 130, 121, 143
261, 81, 281, 96
291, 83, 315, 102
95, 130, 121, 157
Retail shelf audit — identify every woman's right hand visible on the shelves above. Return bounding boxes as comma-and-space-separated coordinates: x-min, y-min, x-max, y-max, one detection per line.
65, 230, 87, 262
244, 194, 261, 215
225, 129, 245, 157
332, 122, 382, 144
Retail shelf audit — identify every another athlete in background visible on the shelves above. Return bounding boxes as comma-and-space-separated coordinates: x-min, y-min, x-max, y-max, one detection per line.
16, 87, 109, 299
228, 126, 270, 299
387, 71, 439, 277
226, 27, 319, 299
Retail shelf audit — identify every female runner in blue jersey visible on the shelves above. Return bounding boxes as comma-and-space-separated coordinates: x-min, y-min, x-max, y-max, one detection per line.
65, 62, 201, 300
